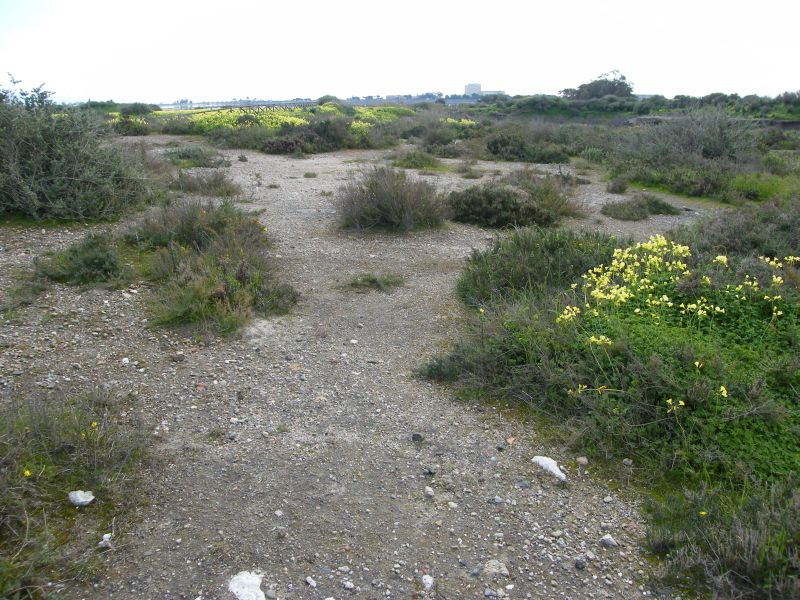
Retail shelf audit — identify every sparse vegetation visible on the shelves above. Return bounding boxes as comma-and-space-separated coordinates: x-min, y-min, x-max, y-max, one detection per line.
170, 170, 242, 197
336, 167, 446, 231
36, 233, 126, 285
165, 145, 229, 168
605, 177, 628, 194
347, 273, 404, 292
392, 151, 441, 170
601, 193, 681, 221
0, 390, 147, 598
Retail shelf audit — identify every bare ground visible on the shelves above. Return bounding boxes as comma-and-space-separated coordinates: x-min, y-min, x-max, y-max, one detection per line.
0, 138, 711, 599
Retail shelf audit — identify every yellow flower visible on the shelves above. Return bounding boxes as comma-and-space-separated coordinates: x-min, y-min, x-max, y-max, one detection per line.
699, 511, 708, 517
712, 255, 728, 267
478, 307, 485, 314
91, 421, 98, 429
556, 305, 581, 324
23, 468, 32, 478
719, 385, 728, 398
694, 361, 703, 369
588, 335, 612, 346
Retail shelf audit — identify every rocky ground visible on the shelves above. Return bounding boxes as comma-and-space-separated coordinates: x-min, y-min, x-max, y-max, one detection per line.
0, 138, 712, 599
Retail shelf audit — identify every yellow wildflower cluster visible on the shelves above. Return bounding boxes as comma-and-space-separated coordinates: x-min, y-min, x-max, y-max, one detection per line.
665, 398, 685, 413
588, 334, 613, 346
556, 305, 581, 324
581, 235, 690, 306
679, 297, 725, 318
759, 256, 783, 269
713, 255, 728, 267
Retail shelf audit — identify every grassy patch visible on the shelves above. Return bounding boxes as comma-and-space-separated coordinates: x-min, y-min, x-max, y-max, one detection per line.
0, 390, 147, 597
169, 171, 242, 197
600, 193, 681, 221
303, 172, 318, 178
347, 273, 404, 292
336, 167, 446, 232
392, 151, 441, 170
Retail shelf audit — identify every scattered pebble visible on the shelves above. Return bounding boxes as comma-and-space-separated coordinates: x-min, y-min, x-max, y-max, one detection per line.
68, 490, 95, 507
228, 571, 265, 600
600, 534, 619, 548
532, 455, 567, 481
422, 574, 434, 589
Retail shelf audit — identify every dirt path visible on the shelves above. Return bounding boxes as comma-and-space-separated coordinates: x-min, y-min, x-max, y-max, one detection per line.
1, 140, 708, 599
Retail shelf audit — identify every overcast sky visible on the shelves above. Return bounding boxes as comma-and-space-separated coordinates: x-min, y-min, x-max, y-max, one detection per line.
1, 0, 797, 104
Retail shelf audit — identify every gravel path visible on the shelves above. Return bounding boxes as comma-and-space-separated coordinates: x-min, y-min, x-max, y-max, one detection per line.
1, 139, 709, 599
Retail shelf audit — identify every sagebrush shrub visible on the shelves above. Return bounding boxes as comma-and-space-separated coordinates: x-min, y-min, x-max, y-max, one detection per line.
36, 233, 124, 285
336, 167, 446, 231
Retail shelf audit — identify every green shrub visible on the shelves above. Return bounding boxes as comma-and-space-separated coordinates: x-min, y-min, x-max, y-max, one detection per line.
392, 151, 441, 170
118, 102, 159, 116
347, 273, 404, 292
486, 133, 569, 163
448, 176, 578, 228
336, 167, 446, 231
165, 145, 229, 168
303, 172, 318, 178
129, 200, 298, 333
36, 233, 124, 285
601, 193, 681, 221
0, 391, 147, 596
606, 177, 628, 194
457, 227, 622, 307
0, 84, 145, 220
113, 116, 151, 136
170, 170, 242, 197
729, 172, 800, 201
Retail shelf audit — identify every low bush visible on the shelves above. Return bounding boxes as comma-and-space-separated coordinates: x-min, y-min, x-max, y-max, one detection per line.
606, 177, 628, 194
165, 145, 229, 168
129, 200, 298, 333
336, 167, 446, 231
0, 391, 147, 597
457, 227, 622, 307
486, 133, 569, 163
113, 116, 151, 136
170, 170, 242, 197
36, 233, 125, 285
728, 172, 800, 201
0, 84, 146, 220
448, 174, 579, 228
601, 193, 681, 221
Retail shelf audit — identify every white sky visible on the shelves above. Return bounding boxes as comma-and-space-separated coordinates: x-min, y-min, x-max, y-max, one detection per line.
0, 0, 797, 104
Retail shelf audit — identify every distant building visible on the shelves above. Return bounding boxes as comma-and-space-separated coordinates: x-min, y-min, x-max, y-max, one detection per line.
464, 83, 506, 97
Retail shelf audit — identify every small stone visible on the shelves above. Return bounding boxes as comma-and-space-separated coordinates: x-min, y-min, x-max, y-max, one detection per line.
424, 486, 435, 498
97, 533, 113, 549
266, 589, 277, 599
68, 490, 95, 507
576, 456, 589, 466
496, 443, 506, 452
600, 534, 618, 548
532, 455, 567, 481
603, 495, 613, 503
411, 432, 424, 442
493, 495, 503, 504
484, 588, 496, 598
121, 357, 130, 366
516, 480, 531, 489
482, 559, 510, 578
422, 574, 434, 589
229, 571, 266, 600
306, 576, 317, 588
343, 580, 355, 590
585, 550, 597, 561
227, 431, 237, 440
447, 501, 458, 509
622, 458, 633, 467
274, 510, 284, 517
170, 352, 186, 363
574, 557, 587, 570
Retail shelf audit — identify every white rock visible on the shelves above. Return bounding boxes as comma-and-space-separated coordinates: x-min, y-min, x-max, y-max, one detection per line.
422, 574, 434, 589
576, 456, 589, 466
532, 456, 566, 481
344, 580, 355, 590
228, 571, 265, 600
482, 559, 510, 578
68, 490, 95, 507
600, 534, 618, 548
306, 576, 317, 588
424, 486, 435, 498
97, 533, 112, 548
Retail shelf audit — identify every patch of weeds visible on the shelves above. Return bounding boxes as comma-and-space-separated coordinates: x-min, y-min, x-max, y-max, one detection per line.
601, 193, 681, 221
35, 233, 128, 285
237, 154, 248, 162
320, 191, 334, 197
131, 200, 298, 334
207, 427, 226, 442
266, 183, 280, 189
303, 172, 318, 178
392, 151, 441, 170
0, 390, 147, 597
169, 171, 242, 197
347, 273, 404, 292
165, 145, 229, 169
336, 167, 447, 232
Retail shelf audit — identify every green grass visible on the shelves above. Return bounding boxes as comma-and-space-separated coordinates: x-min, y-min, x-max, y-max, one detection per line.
392, 151, 441, 170
347, 273, 404, 292
600, 193, 681, 221
35, 233, 128, 286
169, 171, 242, 197
303, 172, 318, 178
0, 390, 147, 597
165, 145, 229, 169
